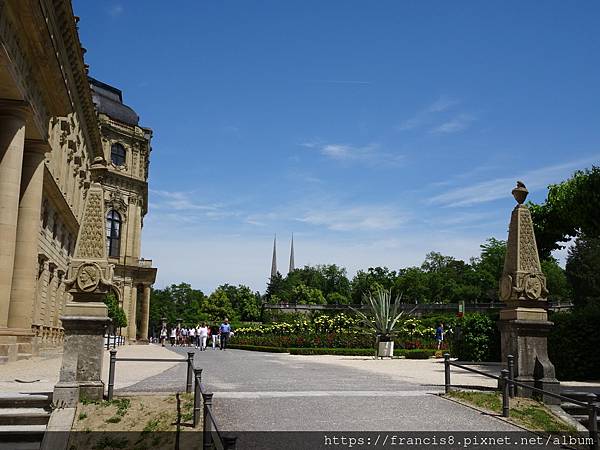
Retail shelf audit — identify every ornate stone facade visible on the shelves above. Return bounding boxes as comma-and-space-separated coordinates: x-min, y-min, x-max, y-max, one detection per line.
0, 0, 157, 362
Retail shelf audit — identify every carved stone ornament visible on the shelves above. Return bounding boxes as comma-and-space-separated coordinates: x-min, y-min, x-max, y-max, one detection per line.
500, 274, 513, 301
524, 273, 545, 300
76, 263, 101, 292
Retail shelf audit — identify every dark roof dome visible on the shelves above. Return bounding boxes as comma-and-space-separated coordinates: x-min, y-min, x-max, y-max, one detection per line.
89, 77, 139, 126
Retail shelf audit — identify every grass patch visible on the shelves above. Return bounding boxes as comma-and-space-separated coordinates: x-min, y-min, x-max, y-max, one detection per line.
105, 416, 122, 424
78, 412, 87, 421
446, 391, 576, 433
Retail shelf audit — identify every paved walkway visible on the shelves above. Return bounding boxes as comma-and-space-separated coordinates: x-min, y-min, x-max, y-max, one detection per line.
124, 347, 519, 432
0, 345, 180, 393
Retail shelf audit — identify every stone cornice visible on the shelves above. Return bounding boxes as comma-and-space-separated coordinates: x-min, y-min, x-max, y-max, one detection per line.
39, 0, 103, 159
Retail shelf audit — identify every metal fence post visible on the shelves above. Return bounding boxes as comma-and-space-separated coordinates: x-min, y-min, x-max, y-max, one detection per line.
501, 369, 510, 418
444, 353, 451, 394
193, 368, 203, 427
203, 392, 213, 450
587, 394, 598, 450
175, 392, 181, 450
186, 352, 194, 394
224, 436, 238, 449
108, 349, 117, 401
507, 354, 515, 398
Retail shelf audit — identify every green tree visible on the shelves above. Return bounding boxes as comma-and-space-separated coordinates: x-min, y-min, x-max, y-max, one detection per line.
149, 283, 206, 329
350, 267, 397, 303
472, 238, 506, 302
565, 235, 600, 307
205, 287, 236, 322
104, 293, 127, 332
540, 258, 571, 302
530, 166, 600, 258
290, 284, 326, 304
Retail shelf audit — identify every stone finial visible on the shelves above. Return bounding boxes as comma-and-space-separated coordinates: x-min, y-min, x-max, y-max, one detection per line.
499, 181, 548, 304
512, 181, 528, 204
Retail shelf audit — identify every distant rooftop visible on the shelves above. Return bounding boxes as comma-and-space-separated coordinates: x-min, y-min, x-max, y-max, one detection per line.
89, 76, 139, 126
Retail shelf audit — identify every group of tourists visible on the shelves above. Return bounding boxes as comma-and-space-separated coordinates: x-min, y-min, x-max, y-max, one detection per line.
158, 318, 233, 351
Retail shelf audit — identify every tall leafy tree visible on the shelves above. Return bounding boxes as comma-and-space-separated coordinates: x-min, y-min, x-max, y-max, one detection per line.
565, 235, 600, 307
530, 166, 600, 258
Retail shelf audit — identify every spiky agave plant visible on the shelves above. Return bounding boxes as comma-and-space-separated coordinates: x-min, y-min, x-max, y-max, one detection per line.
351, 288, 413, 342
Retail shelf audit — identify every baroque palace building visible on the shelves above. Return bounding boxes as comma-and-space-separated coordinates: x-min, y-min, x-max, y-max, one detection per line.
0, 0, 156, 363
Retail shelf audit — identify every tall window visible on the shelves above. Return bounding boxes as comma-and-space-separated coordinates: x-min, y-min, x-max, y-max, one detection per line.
111, 143, 126, 166
106, 210, 121, 258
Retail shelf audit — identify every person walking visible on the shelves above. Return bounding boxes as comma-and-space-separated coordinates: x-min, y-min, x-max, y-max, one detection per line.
170, 327, 176, 346
199, 323, 208, 350
219, 318, 231, 351
160, 326, 167, 347
189, 326, 196, 348
436, 322, 445, 350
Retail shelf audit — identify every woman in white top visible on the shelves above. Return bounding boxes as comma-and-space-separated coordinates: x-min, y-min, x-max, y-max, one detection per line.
170, 328, 176, 346
199, 323, 209, 351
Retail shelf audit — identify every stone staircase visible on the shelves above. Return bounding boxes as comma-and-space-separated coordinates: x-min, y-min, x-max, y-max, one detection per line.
0, 392, 52, 450
561, 390, 600, 431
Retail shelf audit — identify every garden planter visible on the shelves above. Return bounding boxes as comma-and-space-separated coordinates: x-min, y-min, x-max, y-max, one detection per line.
378, 340, 394, 358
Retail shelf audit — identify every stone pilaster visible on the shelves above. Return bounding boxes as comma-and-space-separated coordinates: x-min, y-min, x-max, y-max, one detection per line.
0, 100, 28, 329
128, 284, 137, 341
8, 141, 48, 348
498, 181, 559, 404
138, 285, 150, 343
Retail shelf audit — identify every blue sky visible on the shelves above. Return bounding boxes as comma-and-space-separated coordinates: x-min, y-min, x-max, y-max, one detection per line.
74, 0, 600, 293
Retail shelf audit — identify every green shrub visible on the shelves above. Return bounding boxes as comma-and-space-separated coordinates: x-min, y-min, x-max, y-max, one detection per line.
289, 348, 374, 356
451, 313, 500, 362
549, 305, 600, 380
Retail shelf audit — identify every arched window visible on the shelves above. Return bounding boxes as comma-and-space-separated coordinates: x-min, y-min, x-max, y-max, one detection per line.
111, 143, 126, 166
106, 210, 121, 258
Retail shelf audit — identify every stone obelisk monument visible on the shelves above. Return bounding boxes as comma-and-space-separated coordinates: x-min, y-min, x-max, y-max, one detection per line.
498, 181, 560, 404
53, 159, 113, 406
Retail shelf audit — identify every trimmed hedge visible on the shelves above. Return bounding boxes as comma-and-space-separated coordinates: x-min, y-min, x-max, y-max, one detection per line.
228, 345, 437, 359
549, 305, 600, 380
227, 344, 290, 353
289, 348, 374, 356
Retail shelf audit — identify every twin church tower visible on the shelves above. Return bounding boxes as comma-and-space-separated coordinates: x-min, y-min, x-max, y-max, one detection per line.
270, 235, 295, 279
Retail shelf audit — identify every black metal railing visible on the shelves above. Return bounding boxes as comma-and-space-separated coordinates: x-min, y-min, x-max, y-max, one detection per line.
106, 349, 194, 400
105, 334, 125, 350
193, 367, 237, 449
443, 353, 599, 450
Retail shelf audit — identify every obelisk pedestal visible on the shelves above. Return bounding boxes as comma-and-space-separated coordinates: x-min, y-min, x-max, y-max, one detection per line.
53, 173, 113, 407
498, 182, 560, 404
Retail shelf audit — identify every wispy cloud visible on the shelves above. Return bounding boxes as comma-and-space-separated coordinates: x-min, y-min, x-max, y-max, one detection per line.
151, 190, 219, 211
108, 4, 124, 17
398, 95, 459, 131
431, 113, 475, 134
429, 155, 600, 207
303, 142, 404, 168
297, 205, 407, 231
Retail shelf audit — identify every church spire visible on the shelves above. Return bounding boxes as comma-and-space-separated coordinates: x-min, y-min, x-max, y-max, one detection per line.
289, 233, 295, 273
270, 234, 277, 279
